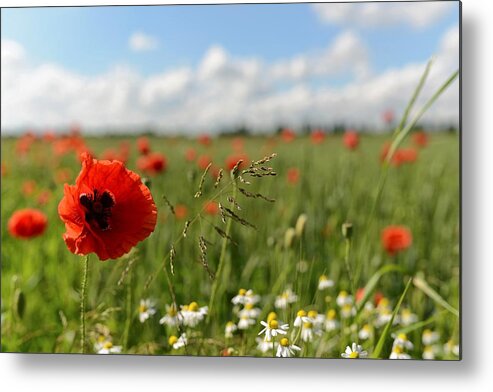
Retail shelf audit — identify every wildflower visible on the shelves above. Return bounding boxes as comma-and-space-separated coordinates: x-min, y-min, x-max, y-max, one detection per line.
224, 321, 238, 338
280, 128, 296, 143
422, 345, 440, 360
174, 204, 188, 220
391, 148, 418, 166
159, 304, 182, 327
276, 337, 301, 358
225, 153, 249, 171
307, 310, 325, 329
336, 290, 353, 307
390, 344, 411, 359
392, 333, 414, 350
137, 137, 150, 155
382, 109, 395, 125
22, 180, 36, 196
286, 167, 300, 185
180, 301, 208, 327
374, 308, 395, 328
318, 275, 334, 290
238, 303, 261, 319
138, 299, 156, 323
340, 304, 356, 319
294, 310, 310, 328
95, 339, 122, 354
184, 148, 197, 162
399, 308, 418, 326
267, 312, 278, 322
358, 324, 373, 340
275, 289, 298, 309
137, 153, 167, 175
259, 319, 289, 341
197, 154, 213, 170
381, 226, 412, 256
301, 322, 314, 342
203, 200, 219, 215
443, 339, 460, 356
8, 209, 47, 239
325, 309, 340, 331
412, 131, 429, 148
238, 315, 256, 330
343, 130, 359, 150
256, 337, 274, 353
168, 333, 187, 350
231, 288, 260, 305
310, 129, 325, 145
58, 153, 157, 260
422, 329, 440, 346
197, 134, 212, 146
341, 343, 368, 359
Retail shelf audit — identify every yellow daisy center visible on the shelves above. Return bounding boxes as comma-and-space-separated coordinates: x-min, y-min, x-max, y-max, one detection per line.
297, 310, 306, 317
280, 337, 289, 347
268, 319, 279, 329
327, 309, 336, 319
168, 335, 178, 345
267, 312, 278, 322
307, 310, 318, 319
189, 301, 199, 312
103, 341, 113, 349
245, 303, 254, 310
303, 322, 313, 329
238, 288, 246, 296
349, 351, 359, 358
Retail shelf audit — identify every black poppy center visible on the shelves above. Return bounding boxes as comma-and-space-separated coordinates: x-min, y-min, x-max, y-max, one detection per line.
79, 189, 115, 231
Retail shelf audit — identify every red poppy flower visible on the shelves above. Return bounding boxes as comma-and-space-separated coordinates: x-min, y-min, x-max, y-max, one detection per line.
412, 131, 429, 148
174, 204, 188, 220
43, 131, 56, 142
185, 148, 197, 162
58, 153, 157, 261
16, 133, 35, 155
343, 131, 359, 150
137, 137, 150, 155
310, 129, 325, 145
37, 190, 52, 206
287, 167, 300, 185
382, 109, 395, 125
197, 155, 213, 170
137, 153, 167, 175
391, 147, 418, 166
8, 208, 47, 239
355, 287, 365, 303
198, 134, 212, 147
281, 128, 296, 143
381, 226, 412, 256
22, 180, 36, 196
204, 200, 219, 215
55, 168, 72, 184
225, 153, 249, 171
374, 291, 384, 306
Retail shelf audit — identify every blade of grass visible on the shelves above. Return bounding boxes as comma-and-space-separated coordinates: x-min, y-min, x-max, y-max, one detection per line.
413, 276, 459, 317
371, 277, 412, 359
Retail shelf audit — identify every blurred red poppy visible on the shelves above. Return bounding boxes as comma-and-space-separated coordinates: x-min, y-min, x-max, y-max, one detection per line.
310, 129, 325, 145
391, 147, 418, 166
225, 153, 249, 171
174, 204, 188, 220
58, 152, 157, 260
343, 131, 359, 150
197, 155, 213, 170
374, 291, 384, 306
355, 287, 365, 303
281, 128, 296, 143
204, 200, 219, 215
231, 137, 244, 151
137, 137, 150, 155
137, 153, 167, 175
185, 148, 197, 162
37, 190, 52, 206
22, 180, 36, 196
412, 131, 429, 148
198, 134, 212, 146
287, 167, 300, 185
8, 208, 47, 239
382, 109, 395, 125
381, 226, 412, 256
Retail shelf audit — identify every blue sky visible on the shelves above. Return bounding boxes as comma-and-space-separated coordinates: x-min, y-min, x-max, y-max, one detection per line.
1, 2, 460, 133
2, 3, 457, 76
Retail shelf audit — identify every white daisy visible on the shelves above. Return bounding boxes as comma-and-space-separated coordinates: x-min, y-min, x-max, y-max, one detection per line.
390, 344, 411, 359
225, 321, 237, 338
138, 299, 156, 323
444, 339, 460, 356
341, 303, 356, 319
274, 289, 298, 309
231, 288, 261, 305
318, 275, 334, 290
256, 337, 274, 353
293, 309, 310, 328
276, 337, 301, 358
95, 339, 122, 354
258, 319, 289, 341
399, 308, 418, 326
238, 303, 261, 319
238, 315, 256, 330
159, 304, 182, 327
168, 333, 187, 350
392, 333, 414, 350
180, 301, 208, 327
325, 309, 340, 331
358, 324, 373, 340
422, 345, 441, 360
306, 310, 325, 329
422, 329, 440, 346
341, 342, 368, 359
336, 291, 353, 307
301, 322, 314, 342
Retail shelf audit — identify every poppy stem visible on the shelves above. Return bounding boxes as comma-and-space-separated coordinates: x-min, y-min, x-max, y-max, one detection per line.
80, 255, 89, 354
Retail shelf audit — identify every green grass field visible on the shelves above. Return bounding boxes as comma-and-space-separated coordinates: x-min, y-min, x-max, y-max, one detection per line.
0, 132, 460, 359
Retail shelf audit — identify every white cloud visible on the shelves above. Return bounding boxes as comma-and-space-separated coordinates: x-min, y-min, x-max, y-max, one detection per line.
312, 2, 454, 29
1, 27, 459, 135
128, 32, 159, 52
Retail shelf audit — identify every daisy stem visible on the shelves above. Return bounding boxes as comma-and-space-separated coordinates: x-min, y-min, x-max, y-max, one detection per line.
272, 337, 276, 358
80, 255, 89, 354
344, 238, 355, 296
207, 171, 237, 323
